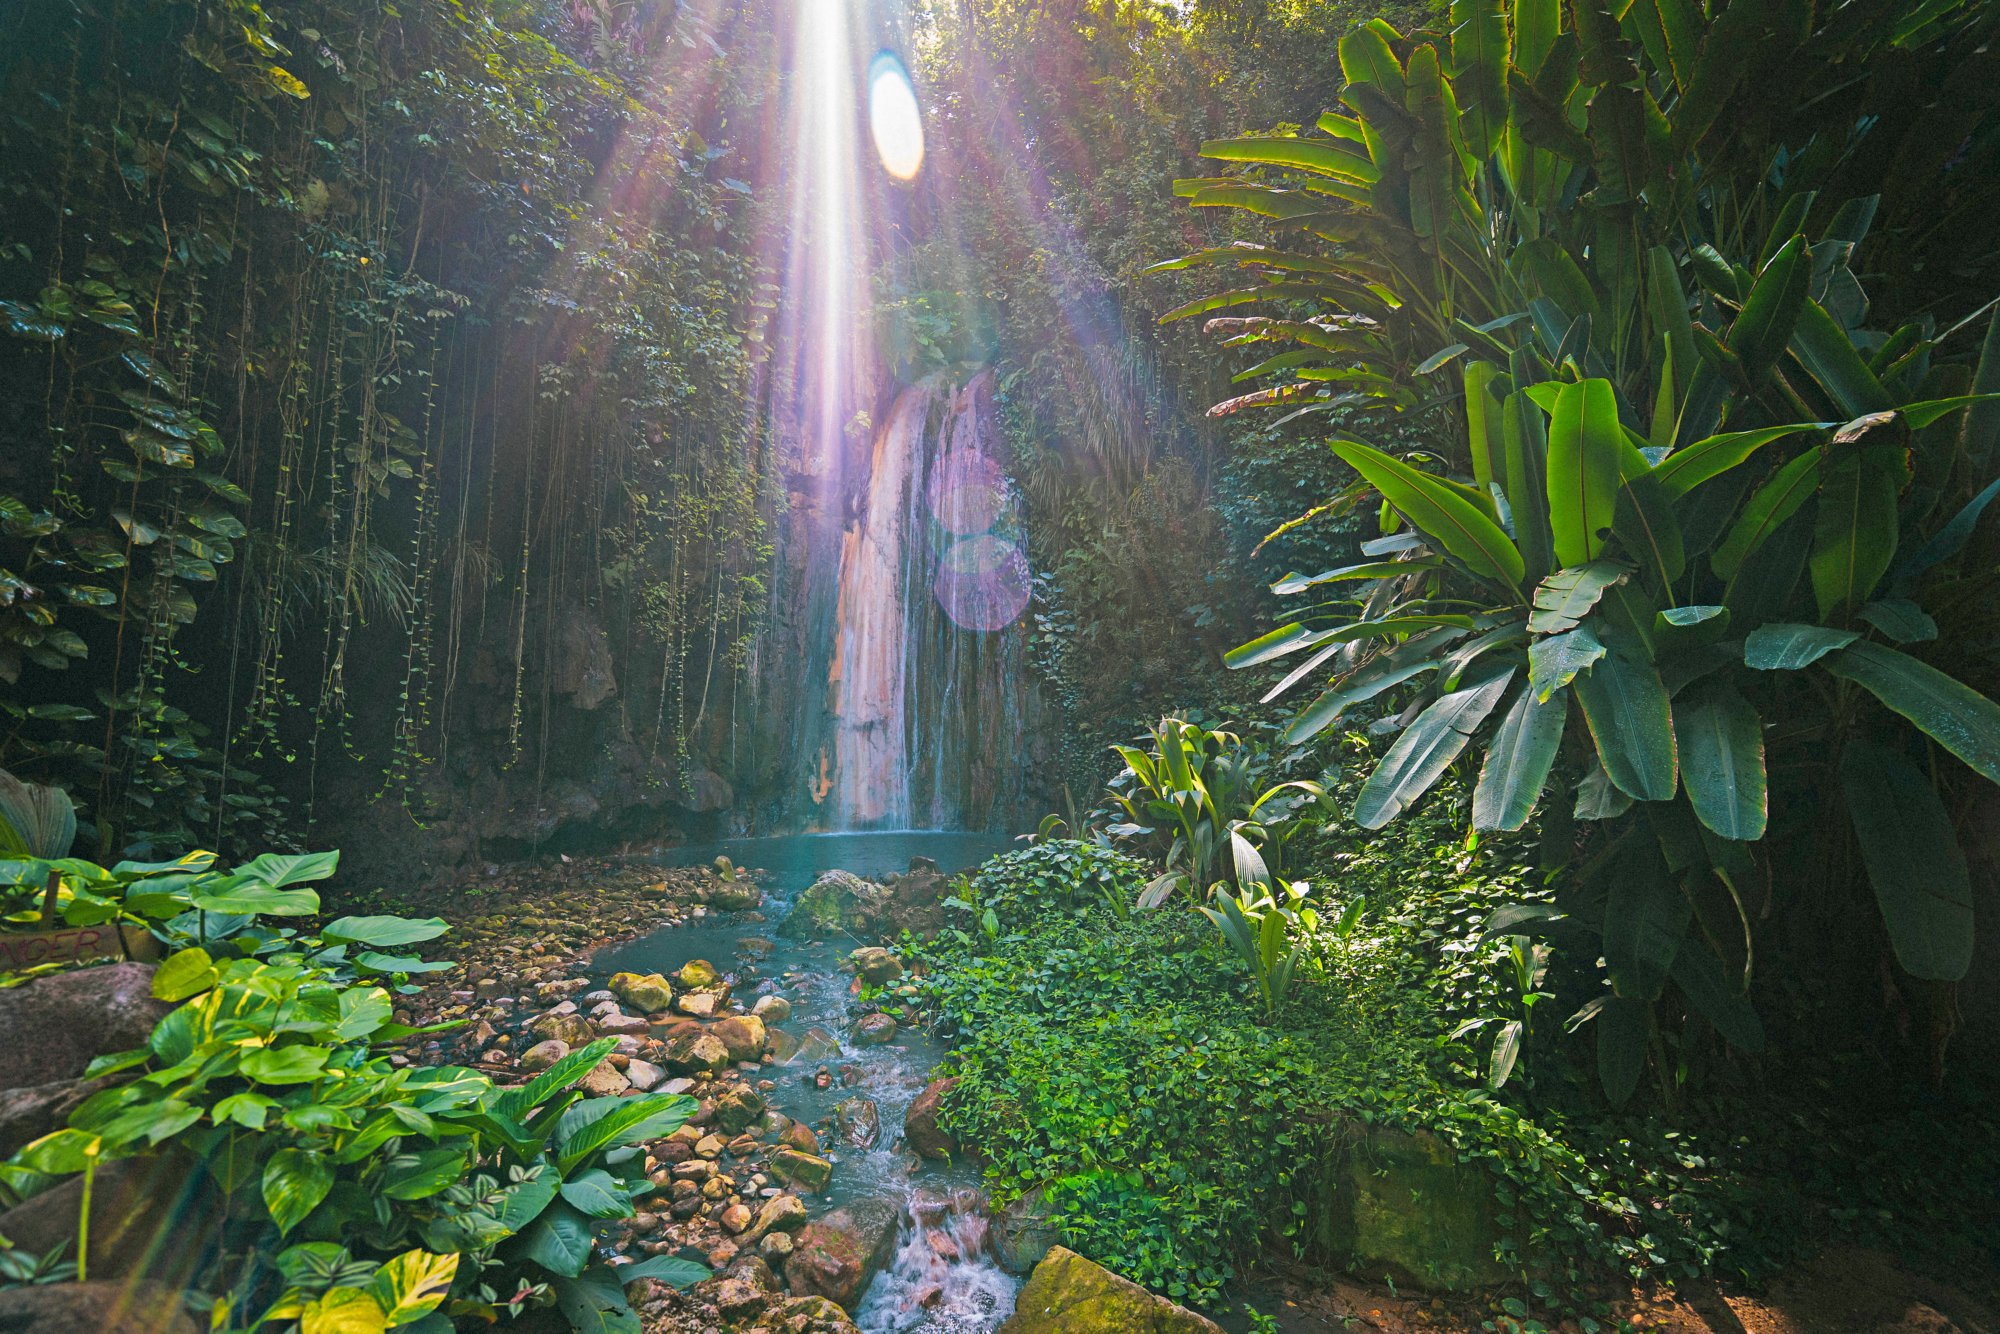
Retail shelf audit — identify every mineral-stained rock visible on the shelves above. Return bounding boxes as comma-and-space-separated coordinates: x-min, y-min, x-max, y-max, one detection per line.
999, 1246, 1225, 1333
851, 1012, 898, 1046
660, 1031, 732, 1077
783, 1198, 900, 1309
531, 1012, 596, 1046
0, 1077, 109, 1159
781, 1121, 822, 1155
778, 869, 886, 939
675, 959, 723, 991
675, 991, 721, 1019
518, 1038, 569, 1073
609, 971, 675, 1014
708, 880, 764, 912
770, 1148, 833, 1193
720, 1202, 755, 1234
769, 1294, 863, 1334
712, 1013, 768, 1062
904, 1077, 958, 1160
747, 1192, 808, 1241
993, 1189, 1060, 1274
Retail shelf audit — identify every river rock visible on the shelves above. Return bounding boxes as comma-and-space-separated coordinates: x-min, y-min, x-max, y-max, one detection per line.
625, 1059, 666, 1091
848, 946, 905, 985
709, 880, 764, 912
904, 1077, 958, 1160
766, 1027, 802, 1065
747, 1192, 808, 1240
715, 1087, 766, 1134
781, 1121, 822, 1155
783, 1197, 900, 1310
0, 963, 170, 1089
675, 991, 722, 1019
779, 869, 886, 939
676, 959, 723, 990
851, 1012, 898, 1045
1000, 1246, 1225, 1333
661, 1031, 732, 1077
532, 1012, 595, 1046
834, 1094, 881, 1149
712, 1014, 768, 1062
768, 1295, 863, 1334
519, 1038, 570, 1072
610, 971, 675, 1013
0, 1278, 199, 1334
770, 1148, 833, 1193
596, 1013, 650, 1037
753, 994, 791, 1022
577, 1060, 630, 1097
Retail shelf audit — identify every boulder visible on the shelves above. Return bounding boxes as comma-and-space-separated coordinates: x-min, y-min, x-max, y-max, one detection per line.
660, 1031, 732, 1077
0, 963, 170, 1089
0, 1156, 206, 1287
993, 1189, 1060, 1274
531, 1012, 595, 1047
625, 1059, 666, 1092
770, 1148, 833, 1193
1000, 1246, 1225, 1333
834, 1095, 881, 1150
609, 971, 675, 1014
576, 1061, 630, 1097
783, 1198, 900, 1309
781, 1122, 822, 1155
0, 1279, 199, 1334
851, 1013, 898, 1046
752, 994, 792, 1023
519, 1039, 570, 1072
681, 768, 734, 814
747, 1192, 808, 1241
712, 1014, 768, 1062
778, 870, 887, 940
904, 1077, 958, 1161
595, 1014, 650, 1037
847, 947, 905, 986
0, 1077, 109, 1160
708, 880, 764, 912
771, 1026, 839, 1068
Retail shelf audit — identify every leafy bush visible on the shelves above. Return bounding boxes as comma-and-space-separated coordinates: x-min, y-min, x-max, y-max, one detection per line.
958, 840, 1154, 924
0, 848, 705, 1331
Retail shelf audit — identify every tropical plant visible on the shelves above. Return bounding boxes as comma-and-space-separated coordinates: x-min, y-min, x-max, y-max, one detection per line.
1103, 717, 1329, 904
1198, 833, 1325, 1019
0, 847, 707, 1329
1449, 934, 1552, 1089
1170, 0, 2000, 1098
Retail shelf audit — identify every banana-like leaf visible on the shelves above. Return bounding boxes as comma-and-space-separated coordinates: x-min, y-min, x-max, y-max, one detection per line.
1670, 937, 1763, 1051
1199, 136, 1381, 182
1595, 994, 1648, 1107
1789, 298, 1894, 417
1651, 424, 1822, 497
1502, 384, 1554, 578
1809, 438, 1901, 618
1728, 235, 1810, 380
1840, 740, 1974, 980
1464, 361, 1506, 498
1528, 561, 1629, 633
1712, 449, 1822, 579
1603, 844, 1690, 1000
0, 770, 76, 859
1354, 669, 1514, 828
1742, 622, 1858, 670
1472, 684, 1569, 831
1824, 642, 2000, 784
1854, 598, 1938, 644
1528, 622, 1606, 701
1330, 440, 1525, 590
1574, 643, 1678, 800
1545, 379, 1625, 566
1674, 686, 1767, 840
1282, 658, 1439, 744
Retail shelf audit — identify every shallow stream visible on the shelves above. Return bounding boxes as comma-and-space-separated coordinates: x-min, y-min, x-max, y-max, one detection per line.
591, 831, 1023, 1332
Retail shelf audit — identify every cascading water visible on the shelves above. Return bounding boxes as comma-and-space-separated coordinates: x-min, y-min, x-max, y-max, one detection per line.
822, 371, 1036, 831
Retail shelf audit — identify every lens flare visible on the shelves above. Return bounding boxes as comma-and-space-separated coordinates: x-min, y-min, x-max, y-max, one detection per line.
868, 52, 925, 181
926, 448, 1008, 535
935, 534, 1030, 632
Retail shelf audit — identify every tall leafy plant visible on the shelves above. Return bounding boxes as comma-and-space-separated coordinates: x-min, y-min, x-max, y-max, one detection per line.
1167, 0, 2000, 1099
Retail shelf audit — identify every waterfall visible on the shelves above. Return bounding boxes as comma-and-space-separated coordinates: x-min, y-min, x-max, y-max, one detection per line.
821, 372, 1034, 831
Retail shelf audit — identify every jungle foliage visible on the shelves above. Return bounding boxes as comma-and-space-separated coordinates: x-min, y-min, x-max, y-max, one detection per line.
1169, 0, 2000, 1098
0, 0, 775, 859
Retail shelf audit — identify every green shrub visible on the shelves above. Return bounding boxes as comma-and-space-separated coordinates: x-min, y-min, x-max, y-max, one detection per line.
959, 840, 1154, 924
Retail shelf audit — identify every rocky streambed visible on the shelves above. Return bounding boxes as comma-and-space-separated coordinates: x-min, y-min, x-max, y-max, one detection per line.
390, 832, 1052, 1334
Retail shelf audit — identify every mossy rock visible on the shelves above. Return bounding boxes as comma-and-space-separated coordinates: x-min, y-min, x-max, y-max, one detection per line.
999, 1246, 1223, 1333
1314, 1124, 1515, 1292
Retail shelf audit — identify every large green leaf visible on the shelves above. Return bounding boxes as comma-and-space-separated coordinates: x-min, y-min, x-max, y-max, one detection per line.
1840, 741, 1974, 980
1675, 686, 1766, 840
264, 1148, 334, 1235
1545, 379, 1625, 566
1712, 449, 1822, 579
190, 879, 321, 917
616, 1255, 711, 1290
556, 1094, 698, 1173
1595, 994, 1649, 1107
0, 771, 77, 859
1824, 642, 2000, 784
1728, 235, 1810, 380
1330, 439, 1525, 590
1603, 846, 1690, 1000
236, 851, 340, 888
1502, 384, 1555, 578
1809, 434, 1901, 618
513, 1200, 594, 1278
1651, 424, 1822, 497
1472, 684, 1568, 832
560, 1168, 636, 1219
366, 1251, 459, 1328
552, 1267, 641, 1334
1281, 659, 1439, 744
1574, 644, 1678, 801
321, 916, 450, 948
1527, 561, 1628, 633
1742, 622, 1857, 670
1527, 622, 1606, 700
1353, 669, 1515, 828
1670, 938, 1763, 1051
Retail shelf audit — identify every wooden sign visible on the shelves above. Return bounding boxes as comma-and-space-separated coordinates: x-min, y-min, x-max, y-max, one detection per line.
0, 923, 162, 970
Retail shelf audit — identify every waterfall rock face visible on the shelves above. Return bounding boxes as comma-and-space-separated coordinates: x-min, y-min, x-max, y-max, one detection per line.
750, 370, 1049, 832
